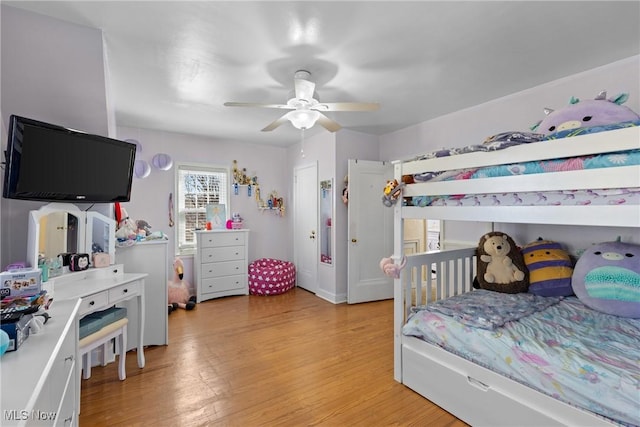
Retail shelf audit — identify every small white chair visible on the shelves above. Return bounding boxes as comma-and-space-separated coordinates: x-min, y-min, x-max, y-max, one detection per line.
79, 317, 128, 381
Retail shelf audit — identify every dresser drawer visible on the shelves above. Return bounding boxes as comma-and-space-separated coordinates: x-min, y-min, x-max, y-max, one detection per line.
201, 246, 244, 263
54, 375, 76, 427
200, 260, 246, 279
199, 232, 246, 248
200, 275, 247, 295
49, 322, 77, 398
108, 280, 141, 303
79, 291, 109, 316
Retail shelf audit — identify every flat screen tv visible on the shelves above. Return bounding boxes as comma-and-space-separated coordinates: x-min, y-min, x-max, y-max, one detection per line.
3, 115, 136, 203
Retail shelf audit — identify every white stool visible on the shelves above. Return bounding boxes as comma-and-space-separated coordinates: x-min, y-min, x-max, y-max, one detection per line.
79, 317, 128, 381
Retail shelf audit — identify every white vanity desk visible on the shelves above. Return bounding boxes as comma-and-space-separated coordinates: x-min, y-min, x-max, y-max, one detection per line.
48, 264, 147, 417
50, 265, 147, 368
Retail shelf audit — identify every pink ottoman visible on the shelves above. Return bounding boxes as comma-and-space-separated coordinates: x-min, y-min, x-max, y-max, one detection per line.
248, 258, 296, 296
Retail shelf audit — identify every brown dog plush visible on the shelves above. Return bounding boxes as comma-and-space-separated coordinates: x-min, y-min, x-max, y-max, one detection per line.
476, 232, 529, 294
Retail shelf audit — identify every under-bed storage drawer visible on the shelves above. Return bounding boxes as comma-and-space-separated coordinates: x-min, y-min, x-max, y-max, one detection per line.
402, 339, 569, 427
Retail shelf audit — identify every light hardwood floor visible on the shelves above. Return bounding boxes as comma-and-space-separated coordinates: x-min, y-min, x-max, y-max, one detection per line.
79, 288, 467, 426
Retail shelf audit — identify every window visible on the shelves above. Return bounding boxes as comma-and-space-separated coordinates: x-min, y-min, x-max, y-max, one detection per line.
175, 163, 229, 255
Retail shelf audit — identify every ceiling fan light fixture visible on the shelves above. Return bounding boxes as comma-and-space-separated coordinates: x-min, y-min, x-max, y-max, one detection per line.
287, 109, 320, 130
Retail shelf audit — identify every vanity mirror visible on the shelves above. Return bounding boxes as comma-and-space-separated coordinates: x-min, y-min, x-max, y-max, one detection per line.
320, 179, 333, 265
27, 203, 115, 270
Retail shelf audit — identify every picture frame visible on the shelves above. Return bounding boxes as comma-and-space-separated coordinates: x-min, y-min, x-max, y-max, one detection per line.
206, 203, 227, 230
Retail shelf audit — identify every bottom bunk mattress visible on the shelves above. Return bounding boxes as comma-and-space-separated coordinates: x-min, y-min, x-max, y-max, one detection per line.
402, 290, 640, 426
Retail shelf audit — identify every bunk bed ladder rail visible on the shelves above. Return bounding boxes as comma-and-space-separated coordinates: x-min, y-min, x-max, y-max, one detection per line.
402, 247, 477, 320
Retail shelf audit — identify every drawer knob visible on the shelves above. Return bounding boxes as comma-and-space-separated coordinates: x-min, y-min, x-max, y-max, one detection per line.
123, 289, 128, 293
89, 301, 95, 306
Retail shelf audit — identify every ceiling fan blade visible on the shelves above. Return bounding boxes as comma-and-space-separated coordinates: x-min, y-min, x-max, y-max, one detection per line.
314, 102, 380, 112
261, 115, 290, 132
224, 102, 292, 109
316, 112, 342, 133
294, 78, 316, 102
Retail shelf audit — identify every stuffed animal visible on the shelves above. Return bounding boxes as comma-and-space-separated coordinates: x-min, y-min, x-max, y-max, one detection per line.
379, 255, 407, 279
136, 219, 152, 236
476, 232, 529, 294
168, 257, 196, 313
521, 238, 574, 297
532, 90, 640, 136
114, 203, 138, 241
382, 179, 405, 207
572, 240, 640, 318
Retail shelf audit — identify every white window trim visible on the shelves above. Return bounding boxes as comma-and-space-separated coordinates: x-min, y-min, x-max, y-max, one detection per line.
174, 162, 231, 256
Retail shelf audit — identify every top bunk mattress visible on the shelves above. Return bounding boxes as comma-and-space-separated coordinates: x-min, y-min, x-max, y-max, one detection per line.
402, 290, 640, 426
395, 122, 640, 226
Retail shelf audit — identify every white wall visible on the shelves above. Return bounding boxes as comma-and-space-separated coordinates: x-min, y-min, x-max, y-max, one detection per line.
381, 56, 640, 161
1, 5, 110, 268
380, 55, 640, 251
117, 126, 290, 284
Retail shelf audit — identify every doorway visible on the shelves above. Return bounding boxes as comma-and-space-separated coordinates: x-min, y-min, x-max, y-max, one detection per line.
293, 162, 318, 293
347, 159, 394, 304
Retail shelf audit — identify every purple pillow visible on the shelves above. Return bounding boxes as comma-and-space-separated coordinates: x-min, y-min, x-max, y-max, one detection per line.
572, 241, 640, 318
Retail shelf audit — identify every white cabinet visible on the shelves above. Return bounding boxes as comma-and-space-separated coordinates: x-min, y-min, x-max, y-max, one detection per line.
1, 298, 81, 426
115, 241, 168, 346
194, 230, 249, 302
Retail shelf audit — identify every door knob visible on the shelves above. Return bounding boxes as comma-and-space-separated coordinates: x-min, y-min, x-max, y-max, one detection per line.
351, 238, 357, 243
310, 230, 316, 239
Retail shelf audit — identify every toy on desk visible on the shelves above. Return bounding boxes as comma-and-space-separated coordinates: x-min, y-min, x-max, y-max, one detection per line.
168, 257, 196, 314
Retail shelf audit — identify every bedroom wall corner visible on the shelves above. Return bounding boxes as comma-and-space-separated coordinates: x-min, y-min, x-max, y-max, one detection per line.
0, 5, 110, 269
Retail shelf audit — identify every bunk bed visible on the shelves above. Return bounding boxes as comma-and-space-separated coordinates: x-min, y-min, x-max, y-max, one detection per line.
392, 124, 640, 426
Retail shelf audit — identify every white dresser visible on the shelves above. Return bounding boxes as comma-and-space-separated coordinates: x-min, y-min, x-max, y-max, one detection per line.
1, 298, 81, 426
115, 240, 169, 347
194, 230, 249, 302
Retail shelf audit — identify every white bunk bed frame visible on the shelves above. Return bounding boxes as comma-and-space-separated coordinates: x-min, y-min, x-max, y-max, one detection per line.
392, 126, 640, 426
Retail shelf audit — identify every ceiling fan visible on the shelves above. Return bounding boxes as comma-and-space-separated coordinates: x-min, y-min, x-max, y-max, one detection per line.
224, 70, 380, 133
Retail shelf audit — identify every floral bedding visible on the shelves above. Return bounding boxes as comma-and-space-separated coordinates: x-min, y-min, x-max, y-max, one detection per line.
402, 294, 640, 426
412, 149, 640, 184
412, 187, 640, 208
411, 289, 562, 330
408, 121, 640, 208
412, 120, 640, 163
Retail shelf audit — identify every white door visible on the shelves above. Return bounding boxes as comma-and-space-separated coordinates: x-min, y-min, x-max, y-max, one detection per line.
294, 162, 318, 293
347, 159, 394, 303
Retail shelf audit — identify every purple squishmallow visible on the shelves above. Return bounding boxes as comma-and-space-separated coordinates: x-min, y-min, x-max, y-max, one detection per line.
572, 241, 640, 318
533, 91, 640, 136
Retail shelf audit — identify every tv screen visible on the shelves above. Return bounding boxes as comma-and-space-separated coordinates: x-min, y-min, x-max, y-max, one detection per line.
3, 115, 136, 203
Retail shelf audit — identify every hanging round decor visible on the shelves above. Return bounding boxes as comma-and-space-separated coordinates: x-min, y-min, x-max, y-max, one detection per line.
152, 153, 173, 171
134, 159, 151, 179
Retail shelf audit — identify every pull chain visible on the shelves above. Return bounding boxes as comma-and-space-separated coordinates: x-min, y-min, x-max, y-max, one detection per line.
300, 128, 306, 158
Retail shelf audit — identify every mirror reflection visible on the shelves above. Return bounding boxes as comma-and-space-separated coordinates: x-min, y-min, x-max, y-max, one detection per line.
320, 179, 333, 264
38, 212, 79, 260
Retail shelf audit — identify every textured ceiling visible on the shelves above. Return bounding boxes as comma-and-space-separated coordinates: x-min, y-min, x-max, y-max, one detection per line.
6, 1, 640, 147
